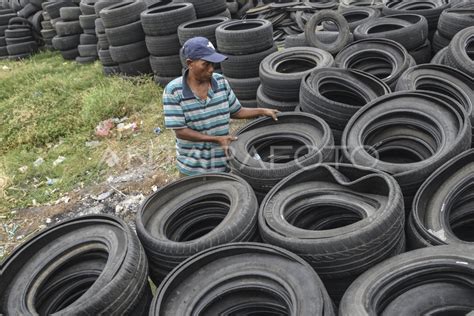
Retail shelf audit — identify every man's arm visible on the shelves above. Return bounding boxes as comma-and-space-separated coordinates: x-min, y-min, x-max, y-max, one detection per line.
231, 107, 279, 120
174, 128, 237, 156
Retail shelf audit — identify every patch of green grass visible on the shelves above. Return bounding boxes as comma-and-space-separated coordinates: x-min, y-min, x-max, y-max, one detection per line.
0, 51, 175, 215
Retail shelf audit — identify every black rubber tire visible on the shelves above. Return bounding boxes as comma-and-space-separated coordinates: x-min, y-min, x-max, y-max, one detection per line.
94, 17, 105, 34
59, 6, 81, 21
438, 2, 474, 39
103, 64, 120, 76
105, 19, 144, 47
118, 56, 152, 76
445, 26, 474, 77
300, 68, 390, 144
17, 3, 38, 19
5, 35, 33, 45
135, 173, 259, 284
52, 34, 80, 50
177, 16, 229, 46
97, 32, 109, 49
256, 85, 298, 112
0, 215, 152, 315
432, 29, 451, 53
339, 245, 474, 316
335, 38, 414, 89
94, 0, 122, 16
41, 20, 52, 29
8, 52, 33, 60
259, 163, 405, 302
229, 113, 335, 195
76, 55, 97, 63
0, 46, 8, 56
80, 33, 97, 45
324, 6, 380, 32
0, 36, 5, 46
225, 76, 260, 101
41, 27, 57, 38
408, 39, 432, 64
6, 40, 37, 54
150, 243, 335, 316
395, 64, 474, 146
353, 13, 429, 51
431, 45, 448, 64
149, 54, 182, 77
220, 44, 277, 79
79, 14, 97, 30
100, 1, 146, 29
284, 32, 308, 48
98, 48, 116, 66
55, 20, 83, 36
153, 74, 175, 86
4, 28, 31, 38
78, 43, 98, 57
305, 9, 351, 54
109, 40, 148, 63
140, 2, 196, 36
174, 0, 226, 18
43, 2, 77, 20
259, 47, 335, 102
0, 13, 16, 25
341, 91, 471, 209
144, 33, 180, 57
79, 1, 96, 15
216, 19, 273, 55
60, 47, 79, 60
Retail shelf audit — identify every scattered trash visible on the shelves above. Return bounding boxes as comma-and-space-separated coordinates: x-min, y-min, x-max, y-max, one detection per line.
3, 223, 19, 240
93, 191, 113, 201
55, 196, 71, 205
53, 156, 66, 166
154, 127, 162, 135
1, 65, 10, 70
46, 218, 52, 224
85, 140, 101, 148
32, 199, 37, 206
18, 166, 28, 173
16, 235, 24, 241
46, 177, 58, 186
115, 194, 145, 216
33, 157, 44, 167
117, 122, 138, 133
95, 119, 115, 137
151, 185, 158, 192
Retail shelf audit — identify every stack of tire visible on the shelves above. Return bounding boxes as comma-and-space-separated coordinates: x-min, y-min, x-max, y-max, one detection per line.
6, 17, 38, 60
94, 0, 121, 75
43, 0, 77, 34
0, 8, 15, 59
52, 5, 83, 60
140, 2, 195, 86
76, 0, 98, 64
40, 5, 56, 50
216, 19, 275, 108
444, 26, 474, 78
100, 1, 151, 76
174, 0, 229, 19
17, 0, 43, 46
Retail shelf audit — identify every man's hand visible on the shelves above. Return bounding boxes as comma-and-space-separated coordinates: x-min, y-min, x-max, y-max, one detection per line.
215, 135, 238, 157
260, 108, 279, 121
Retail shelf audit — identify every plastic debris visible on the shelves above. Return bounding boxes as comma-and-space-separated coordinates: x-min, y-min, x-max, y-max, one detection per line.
46, 177, 58, 185
18, 166, 28, 173
33, 157, 44, 167
85, 140, 101, 148
154, 127, 162, 135
95, 119, 115, 137
53, 156, 66, 166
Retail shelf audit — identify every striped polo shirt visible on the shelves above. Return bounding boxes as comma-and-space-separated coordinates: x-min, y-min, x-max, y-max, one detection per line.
163, 71, 241, 175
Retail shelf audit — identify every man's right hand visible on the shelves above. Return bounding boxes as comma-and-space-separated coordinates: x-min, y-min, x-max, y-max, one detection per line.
215, 135, 238, 157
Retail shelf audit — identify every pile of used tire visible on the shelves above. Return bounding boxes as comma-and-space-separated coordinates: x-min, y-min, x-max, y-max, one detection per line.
0, 7, 15, 59
94, 0, 120, 76
6, 17, 38, 59
40, 3, 56, 50
76, 0, 98, 64
51, 4, 83, 60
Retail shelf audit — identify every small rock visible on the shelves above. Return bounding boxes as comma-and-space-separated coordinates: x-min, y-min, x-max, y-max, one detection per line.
115, 194, 145, 216
93, 191, 113, 201
16, 235, 24, 241
151, 185, 158, 192
46, 218, 52, 224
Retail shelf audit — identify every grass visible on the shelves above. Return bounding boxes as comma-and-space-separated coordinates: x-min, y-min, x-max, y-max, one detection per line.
0, 51, 178, 217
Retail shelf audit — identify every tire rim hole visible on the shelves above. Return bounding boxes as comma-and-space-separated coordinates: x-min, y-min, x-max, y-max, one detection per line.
225, 22, 262, 31
248, 138, 309, 163
448, 185, 474, 242
149, 4, 186, 14
165, 195, 229, 242
147, 0, 172, 10
347, 54, 394, 80
367, 24, 404, 34
319, 80, 368, 107
184, 19, 223, 28
275, 57, 318, 74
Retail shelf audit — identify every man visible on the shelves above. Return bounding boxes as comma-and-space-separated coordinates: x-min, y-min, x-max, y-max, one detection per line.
163, 36, 278, 176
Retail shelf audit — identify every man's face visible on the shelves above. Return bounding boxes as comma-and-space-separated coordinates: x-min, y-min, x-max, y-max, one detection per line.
188, 59, 214, 81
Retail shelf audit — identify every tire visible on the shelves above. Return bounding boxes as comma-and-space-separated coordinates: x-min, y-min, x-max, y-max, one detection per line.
432, 30, 450, 52
431, 45, 447, 64
78, 43, 98, 57
445, 26, 474, 77
94, 17, 104, 34
5, 35, 33, 45
149, 243, 335, 316
323, 6, 380, 32
300, 68, 390, 144
259, 163, 405, 302
97, 32, 108, 49
341, 91, 471, 209
98, 48, 116, 66
8, 52, 33, 60
259, 47, 335, 102
0, 36, 5, 46
174, 0, 226, 18
149, 54, 181, 77
225, 76, 260, 100
79, 1, 96, 15
339, 245, 474, 316
55, 20, 83, 36
153, 74, 175, 86
60, 47, 79, 60
0, 12, 16, 25
100, 1, 146, 29
408, 40, 432, 64
103, 64, 120, 76
335, 38, 414, 89
41, 20, 52, 29
17, 3, 37, 19
409, 149, 474, 249
135, 173, 259, 284
52, 34, 80, 50
109, 40, 148, 63
229, 113, 335, 195
0, 46, 8, 56
305, 10, 351, 54
43, 2, 77, 19
41, 28, 56, 39
220, 44, 277, 79
105, 20, 144, 46
140, 2, 196, 36
353, 13, 428, 51
256, 85, 298, 112
80, 33, 97, 45
395, 64, 474, 147
118, 56, 152, 76
6, 41, 37, 54
284, 33, 308, 48
79, 14, 97, 30
177, 16, 229, 46
144, 33, 180, 57
238, 98, 258, 108
0, 215, 152, 315
59, 6, 81, 21
216, 19, 273, 55
438, 2, 474, 39
4, 28, 31, 38
76, 55, 97, 63
94, 0, 122, 16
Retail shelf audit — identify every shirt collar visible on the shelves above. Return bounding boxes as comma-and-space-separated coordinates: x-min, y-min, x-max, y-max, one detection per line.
182, 69, 219, 99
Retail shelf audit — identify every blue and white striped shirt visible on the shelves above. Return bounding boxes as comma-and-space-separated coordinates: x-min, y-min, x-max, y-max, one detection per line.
163, 71, 241, 175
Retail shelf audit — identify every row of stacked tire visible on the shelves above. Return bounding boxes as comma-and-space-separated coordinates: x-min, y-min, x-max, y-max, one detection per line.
0, 6, 39, 59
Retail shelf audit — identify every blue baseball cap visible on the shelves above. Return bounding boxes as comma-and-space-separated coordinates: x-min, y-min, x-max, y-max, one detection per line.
182, 37, 227, 63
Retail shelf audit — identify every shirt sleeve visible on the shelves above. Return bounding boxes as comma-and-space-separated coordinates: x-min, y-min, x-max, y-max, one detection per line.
224, 78, 242, 115
163, 84, 186, 129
